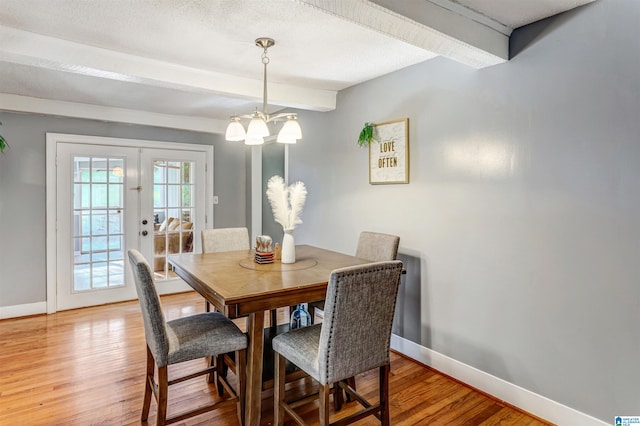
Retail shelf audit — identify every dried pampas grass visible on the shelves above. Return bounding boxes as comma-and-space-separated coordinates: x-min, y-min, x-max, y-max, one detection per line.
266, 175, 307, 231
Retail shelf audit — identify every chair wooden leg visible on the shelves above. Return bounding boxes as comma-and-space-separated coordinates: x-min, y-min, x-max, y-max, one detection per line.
333, 380, 344, 412
237, 349, 247, 426
205, 300, 211, 312
270, 309, 278, 328
274, 353, 286, 426
142, 346, 154, 422
157, 365, 169, 426
216, 354, 226, 396
345, 376, 357, 402
207, 355, 216, 383
319, 383, 330, 426
380, 364, 390, 426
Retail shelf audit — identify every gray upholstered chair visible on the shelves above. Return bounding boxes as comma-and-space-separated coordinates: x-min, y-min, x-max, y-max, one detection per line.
201, 227, 278, 327
201, 227, 250, 254
309, 231, 400, 322
273, 261, 403, 425
308, 231, 400, 403
201, 227, 250, 313
128, 249, 247, 425
354, 231, 400, 263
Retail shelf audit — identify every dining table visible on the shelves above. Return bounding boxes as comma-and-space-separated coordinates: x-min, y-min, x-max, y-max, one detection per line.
168, 244, 372, 426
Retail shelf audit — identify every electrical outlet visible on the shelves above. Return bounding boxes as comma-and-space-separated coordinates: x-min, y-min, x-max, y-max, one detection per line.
213, 195, 219, 205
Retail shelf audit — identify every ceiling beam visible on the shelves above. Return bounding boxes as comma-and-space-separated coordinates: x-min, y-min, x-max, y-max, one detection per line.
0, 93, 229, 134
426, 0, 513, 36
298, 0, 509, 68
0, 26, 337, 113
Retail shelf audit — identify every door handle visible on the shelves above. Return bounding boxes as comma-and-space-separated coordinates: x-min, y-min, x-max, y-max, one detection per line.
141, 230, 148, 236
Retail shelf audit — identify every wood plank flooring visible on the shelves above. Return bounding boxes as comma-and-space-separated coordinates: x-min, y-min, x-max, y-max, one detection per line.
0, 292, 551, 425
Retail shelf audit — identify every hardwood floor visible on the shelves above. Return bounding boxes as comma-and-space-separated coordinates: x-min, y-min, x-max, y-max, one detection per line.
0, 292, 551, 425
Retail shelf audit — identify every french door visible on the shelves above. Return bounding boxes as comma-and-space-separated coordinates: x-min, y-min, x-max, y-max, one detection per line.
139, 149, 206, 284
53, 136, 210, 311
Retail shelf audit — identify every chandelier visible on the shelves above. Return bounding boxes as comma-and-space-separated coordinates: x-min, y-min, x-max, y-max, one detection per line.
225, 38, 302, 145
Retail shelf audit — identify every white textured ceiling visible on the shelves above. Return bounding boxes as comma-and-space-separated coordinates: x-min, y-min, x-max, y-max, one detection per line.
0, 0, 593, 132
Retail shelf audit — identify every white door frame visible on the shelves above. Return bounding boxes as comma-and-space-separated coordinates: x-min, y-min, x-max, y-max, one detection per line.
46, 133, 214, 314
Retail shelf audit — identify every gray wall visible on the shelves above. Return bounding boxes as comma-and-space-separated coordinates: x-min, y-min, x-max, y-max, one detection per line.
0, 111, 246, 307
262, 143, 285, 245
289, 0, 638, 421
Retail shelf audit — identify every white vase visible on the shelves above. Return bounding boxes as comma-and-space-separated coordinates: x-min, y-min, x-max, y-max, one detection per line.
281, 229, 295, 264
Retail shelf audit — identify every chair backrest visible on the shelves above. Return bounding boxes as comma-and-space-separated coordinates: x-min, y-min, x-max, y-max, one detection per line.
355, 231, 400, 262
128, 249, 170, 366
201, 227, 250, 253
317, 260, 403, 385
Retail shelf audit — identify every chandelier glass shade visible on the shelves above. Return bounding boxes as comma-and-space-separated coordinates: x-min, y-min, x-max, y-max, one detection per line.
247, 113, 270, 139
225, 38, 302, 145
276, 115, 302, 143
225, 117, 246, 141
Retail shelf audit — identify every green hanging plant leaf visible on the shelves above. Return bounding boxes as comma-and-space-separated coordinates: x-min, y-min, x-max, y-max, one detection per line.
0, 122, 7, 154
357, 122, 375, 147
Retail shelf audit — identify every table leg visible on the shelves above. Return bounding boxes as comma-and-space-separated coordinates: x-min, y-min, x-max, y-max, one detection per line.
245, 310, 266, 426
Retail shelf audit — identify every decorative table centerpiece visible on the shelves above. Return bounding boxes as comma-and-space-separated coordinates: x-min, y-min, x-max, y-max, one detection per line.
254, 235, 274, 264
266, 175, 307, 264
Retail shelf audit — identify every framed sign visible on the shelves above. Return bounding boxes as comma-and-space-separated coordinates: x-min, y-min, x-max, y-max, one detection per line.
369, 118, 409, 184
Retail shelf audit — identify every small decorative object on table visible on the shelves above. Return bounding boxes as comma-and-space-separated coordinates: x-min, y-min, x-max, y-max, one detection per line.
290, 304, 311, 330
254, 235, 274, 264
254, 252, 274, 264
274, 243, 281, 261
256, 235, 272, 252
266, 175, 307, 264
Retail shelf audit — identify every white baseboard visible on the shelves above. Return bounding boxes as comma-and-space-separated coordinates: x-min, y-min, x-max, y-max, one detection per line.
390, 335, 607, 426
1, 281, 189, 320
0, 301, 47, 320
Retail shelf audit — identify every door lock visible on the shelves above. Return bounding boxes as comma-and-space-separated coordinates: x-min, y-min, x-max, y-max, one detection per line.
142, 219, 148, 225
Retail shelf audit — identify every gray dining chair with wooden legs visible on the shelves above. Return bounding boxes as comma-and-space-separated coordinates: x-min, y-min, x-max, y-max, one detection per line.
201, 227, 250, 313
201, 227, 278, 327
308, 231, 400, 323
272, 260, 403, 426
201, 227, 251, 254
307, 232, 400, 404
128, 249, 247, 426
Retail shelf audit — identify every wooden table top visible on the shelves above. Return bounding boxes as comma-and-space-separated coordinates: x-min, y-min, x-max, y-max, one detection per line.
168, 244, 369, 317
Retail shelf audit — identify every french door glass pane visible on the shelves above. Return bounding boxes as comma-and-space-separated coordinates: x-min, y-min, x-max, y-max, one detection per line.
167, 162, 180, 183
75, 184, 91, 209
108, 211, 122, 234
108, 184, 122, 208
72, 155, 126, 292
109, 159, 124, 183
92, 185, 108, 208
153, 160, 195, 280
167, 185, 180, 207
91, 158, 107, 182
